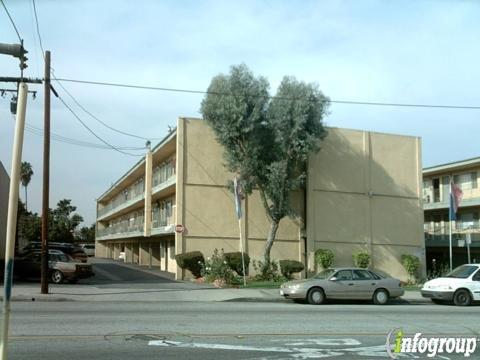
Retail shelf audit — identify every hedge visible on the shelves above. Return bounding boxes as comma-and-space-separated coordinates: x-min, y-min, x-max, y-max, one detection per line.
224, 252, 250, 276
279, 260, 305, 279
175, 251, 205, 278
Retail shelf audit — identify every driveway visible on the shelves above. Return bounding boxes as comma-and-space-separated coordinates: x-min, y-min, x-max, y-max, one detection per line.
84, 257, 175, 285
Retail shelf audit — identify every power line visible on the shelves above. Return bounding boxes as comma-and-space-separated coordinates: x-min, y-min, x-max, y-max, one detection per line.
55, 77, 480, 110
29, 1, 159, 147
7, 114, 146, 150
55, 94, 143, 157
31, 0, 45, 58
1, 0, 22, 42
53, 76, 164, 141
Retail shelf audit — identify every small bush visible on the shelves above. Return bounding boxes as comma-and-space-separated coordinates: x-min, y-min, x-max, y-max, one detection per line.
314, 249, 334, 270
279, 260, 305, 280
252, 258, 281, 281
201, 249, 238, 285
175, 251, 204, 278
224, 252, 250, 276
401, 254, 421, 283
353, 251, 370, 269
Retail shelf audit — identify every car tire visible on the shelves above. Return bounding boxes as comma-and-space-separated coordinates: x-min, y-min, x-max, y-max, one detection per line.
373, 289, 389, 305
50, 270, 64, 284
453, 289, 472, 306
307, 288, 325, 305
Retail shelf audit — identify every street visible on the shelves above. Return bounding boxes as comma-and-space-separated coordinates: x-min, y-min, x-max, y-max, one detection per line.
5, 299, 480, 359
3, 258, 479, 359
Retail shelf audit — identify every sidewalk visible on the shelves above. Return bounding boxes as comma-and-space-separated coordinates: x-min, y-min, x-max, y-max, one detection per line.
3, 284, 428, 304
1, 258, 430, 304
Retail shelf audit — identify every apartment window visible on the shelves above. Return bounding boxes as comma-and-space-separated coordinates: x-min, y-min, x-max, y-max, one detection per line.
454, 172, 477, 191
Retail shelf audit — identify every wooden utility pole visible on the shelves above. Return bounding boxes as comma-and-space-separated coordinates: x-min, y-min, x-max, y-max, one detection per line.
41, 51, 51, 294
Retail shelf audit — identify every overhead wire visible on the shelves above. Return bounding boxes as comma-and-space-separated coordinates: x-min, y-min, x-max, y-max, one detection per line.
55, 94, 143, 157
30, 0, 149, 155
54, 78, 480, 110
7, 114, 145, 151
1, 0, 22, 42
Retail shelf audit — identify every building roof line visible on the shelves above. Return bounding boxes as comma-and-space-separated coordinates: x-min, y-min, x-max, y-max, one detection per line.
423, 156, 480, 174
97, 129, 177, 202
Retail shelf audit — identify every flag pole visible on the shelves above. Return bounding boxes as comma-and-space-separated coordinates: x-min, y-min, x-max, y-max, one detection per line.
234, 177, 247, 286
238, 218, 246, 286
449, 180, 453, 272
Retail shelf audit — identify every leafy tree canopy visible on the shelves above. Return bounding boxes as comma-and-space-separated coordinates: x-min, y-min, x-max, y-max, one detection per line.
201, 64, 329, 261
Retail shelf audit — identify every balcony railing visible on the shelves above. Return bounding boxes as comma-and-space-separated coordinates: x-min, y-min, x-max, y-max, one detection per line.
98, 173, 175, 219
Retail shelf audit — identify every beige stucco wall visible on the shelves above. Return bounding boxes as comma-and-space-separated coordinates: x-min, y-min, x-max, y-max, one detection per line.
0, 162, 9, 260
307, 128, 425, 281
176, 118, 302, 279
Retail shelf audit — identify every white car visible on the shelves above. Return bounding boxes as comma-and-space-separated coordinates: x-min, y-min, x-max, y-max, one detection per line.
421, 264, 480, 306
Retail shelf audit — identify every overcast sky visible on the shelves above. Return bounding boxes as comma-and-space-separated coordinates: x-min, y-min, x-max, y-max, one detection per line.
1, 0, 480, 225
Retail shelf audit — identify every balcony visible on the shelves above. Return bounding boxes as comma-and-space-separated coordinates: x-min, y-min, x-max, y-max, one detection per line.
97, 210, 175, 241
423, 196, 480, 211
97, 175, 176, 222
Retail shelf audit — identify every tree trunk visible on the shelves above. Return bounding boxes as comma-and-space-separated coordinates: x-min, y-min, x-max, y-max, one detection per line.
25, 185, 28, 211
264, 219, 280, 262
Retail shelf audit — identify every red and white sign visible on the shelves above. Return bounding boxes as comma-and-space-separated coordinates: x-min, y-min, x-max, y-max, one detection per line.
175, 224, 185, 234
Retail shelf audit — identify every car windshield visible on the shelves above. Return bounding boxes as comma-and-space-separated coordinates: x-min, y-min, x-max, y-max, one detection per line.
446, 265, 479, 279
313, 269, 335, 279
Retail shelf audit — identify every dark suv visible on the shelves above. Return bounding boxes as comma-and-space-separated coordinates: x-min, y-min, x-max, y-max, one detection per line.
21, 242, 88, 263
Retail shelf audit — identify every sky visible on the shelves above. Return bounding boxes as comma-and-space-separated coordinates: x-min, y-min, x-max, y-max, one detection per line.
1, 0, 480, 225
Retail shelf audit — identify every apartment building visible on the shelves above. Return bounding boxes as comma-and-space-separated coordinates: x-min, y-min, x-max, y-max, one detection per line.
423, 158, 480, 270
96, 118, 424, 281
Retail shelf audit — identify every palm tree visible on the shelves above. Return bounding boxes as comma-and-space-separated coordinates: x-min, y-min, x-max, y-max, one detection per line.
20, 161, 33, 211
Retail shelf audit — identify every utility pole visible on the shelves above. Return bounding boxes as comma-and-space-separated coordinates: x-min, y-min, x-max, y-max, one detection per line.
0, 82, 28, 360
0, 41, 29, 360
41, 51, 51, 294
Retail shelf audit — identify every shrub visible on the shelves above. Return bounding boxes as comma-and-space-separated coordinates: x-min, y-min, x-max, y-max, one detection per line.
353, 251, 370, 269
314, 249, 334, 270
224, 252, 250, 276
279, 260, 305, 280
252, 258, 281, 281
401, 254, 421, 283
175, 251, 204, 278
201, 249, 238, 285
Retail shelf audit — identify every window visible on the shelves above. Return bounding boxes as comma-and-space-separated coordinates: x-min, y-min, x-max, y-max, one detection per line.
454, 172, 477, 191
352, 270, 372, 280
473, 269, 480, 281
368, 271, 384, 280
334, 270, 352, 281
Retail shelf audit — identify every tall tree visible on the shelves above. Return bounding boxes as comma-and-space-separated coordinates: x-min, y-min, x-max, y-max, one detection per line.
20, 161, 34, 211
201, 64, 329, 263
50, 199, 84, 243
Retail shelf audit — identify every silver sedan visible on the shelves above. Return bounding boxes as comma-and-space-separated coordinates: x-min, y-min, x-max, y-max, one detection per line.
280, 268, 405, 305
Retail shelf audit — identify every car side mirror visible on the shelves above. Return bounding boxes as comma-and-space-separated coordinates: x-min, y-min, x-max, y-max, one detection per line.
329, 277, 338, 281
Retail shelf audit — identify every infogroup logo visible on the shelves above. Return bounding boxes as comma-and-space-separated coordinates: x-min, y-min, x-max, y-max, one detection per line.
386, 328, 478, 358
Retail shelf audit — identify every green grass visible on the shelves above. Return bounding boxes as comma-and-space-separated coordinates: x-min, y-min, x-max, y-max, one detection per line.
402, 284, 422, 291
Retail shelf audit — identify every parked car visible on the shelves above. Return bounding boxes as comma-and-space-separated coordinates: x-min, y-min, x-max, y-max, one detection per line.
21, 242, 88, 263
421, 264, 480, 306
79, 243, 95, 257
118, 252, 126, 261
15, 250, 94, 284
280, 268, 405, 305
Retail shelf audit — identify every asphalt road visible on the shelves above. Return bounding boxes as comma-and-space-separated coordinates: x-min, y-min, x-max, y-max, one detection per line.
5, 301, 480, 360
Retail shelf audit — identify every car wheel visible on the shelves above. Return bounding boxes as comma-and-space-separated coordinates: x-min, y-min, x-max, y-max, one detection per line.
453, 289, 472, 306
50, 270, 64, 284
373, 289, 389, 305
307, 288, 325, 305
